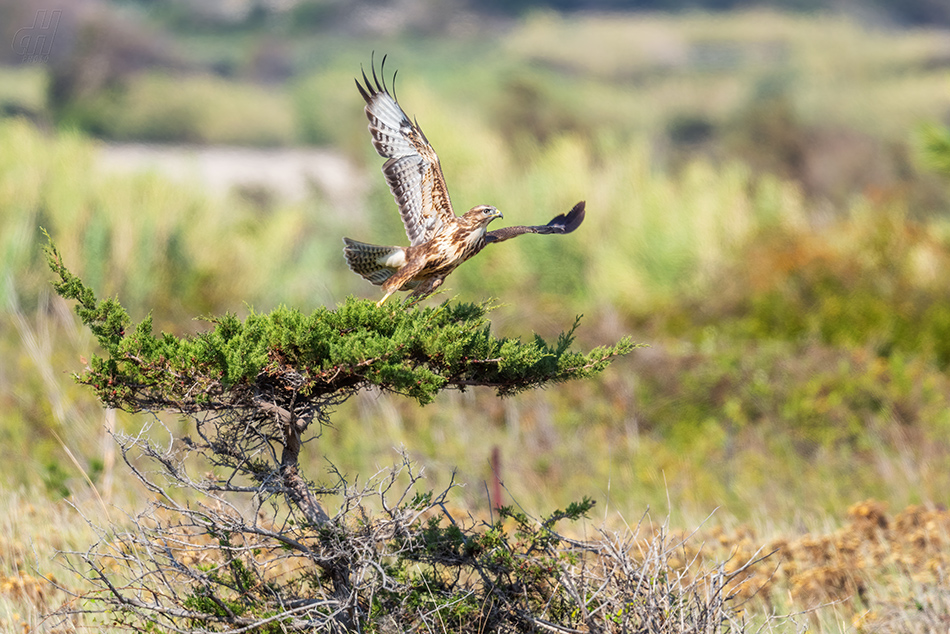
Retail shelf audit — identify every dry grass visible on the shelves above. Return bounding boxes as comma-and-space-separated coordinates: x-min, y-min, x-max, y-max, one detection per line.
669, 500, 950, 631
6, 482, 950, 633
0, 488, 114, 633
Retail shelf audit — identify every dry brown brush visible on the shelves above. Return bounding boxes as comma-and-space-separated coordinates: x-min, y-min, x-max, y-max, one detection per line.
50, 420, 780, 633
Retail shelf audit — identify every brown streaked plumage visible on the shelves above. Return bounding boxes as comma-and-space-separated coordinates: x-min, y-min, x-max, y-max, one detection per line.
344, 55, 586, 306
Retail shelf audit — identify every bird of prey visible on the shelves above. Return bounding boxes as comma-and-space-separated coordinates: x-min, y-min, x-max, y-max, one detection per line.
343, 56, 586, 306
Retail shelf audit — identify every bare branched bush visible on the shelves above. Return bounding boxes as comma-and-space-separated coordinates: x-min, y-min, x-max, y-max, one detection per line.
49, 410, 781, 633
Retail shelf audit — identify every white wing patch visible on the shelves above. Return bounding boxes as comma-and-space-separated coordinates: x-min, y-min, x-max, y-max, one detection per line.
379, 249, 407, 268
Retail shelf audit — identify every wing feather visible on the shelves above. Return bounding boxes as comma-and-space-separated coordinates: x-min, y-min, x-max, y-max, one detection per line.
485, 201, 586, 245
357, 56, 456, 246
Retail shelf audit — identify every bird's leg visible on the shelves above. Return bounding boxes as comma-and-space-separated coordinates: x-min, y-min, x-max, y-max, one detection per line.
376, 258, 425, 307
408, 277, 443, 301
427, 278, 444, 295
376, 272, 403, 306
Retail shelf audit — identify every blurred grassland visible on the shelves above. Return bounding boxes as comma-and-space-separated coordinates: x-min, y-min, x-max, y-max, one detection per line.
0, 5, 949, 604
37, 10, 950, 153
503, 11, 950, 136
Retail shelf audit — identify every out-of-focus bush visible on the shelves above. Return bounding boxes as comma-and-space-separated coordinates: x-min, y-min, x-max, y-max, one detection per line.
293, 68, 366, 149
60, 71, 296, 145
633, 338, 950, 449
29, 1, 182, 109
650, 208, 950, 368
918, 121, 950, 178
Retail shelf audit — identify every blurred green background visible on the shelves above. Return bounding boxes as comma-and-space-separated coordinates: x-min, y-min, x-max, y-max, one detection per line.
2, 0, 950, 532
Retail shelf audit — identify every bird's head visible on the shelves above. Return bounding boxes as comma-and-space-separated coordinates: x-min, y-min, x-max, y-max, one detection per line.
466, 205, 503, 228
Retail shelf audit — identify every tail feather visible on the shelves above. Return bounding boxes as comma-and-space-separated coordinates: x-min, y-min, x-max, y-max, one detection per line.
342, 238, 406, 286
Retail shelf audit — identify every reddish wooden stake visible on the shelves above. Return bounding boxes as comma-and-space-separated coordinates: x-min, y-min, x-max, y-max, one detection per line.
490, 445, 503, 511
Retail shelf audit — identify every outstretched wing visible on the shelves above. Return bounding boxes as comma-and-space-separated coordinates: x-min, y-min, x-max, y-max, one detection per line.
485, 201, 586, 245
356, 55, 456, 247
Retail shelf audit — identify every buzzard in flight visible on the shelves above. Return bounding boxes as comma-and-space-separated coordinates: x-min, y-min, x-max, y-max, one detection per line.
343, 56, 586, 306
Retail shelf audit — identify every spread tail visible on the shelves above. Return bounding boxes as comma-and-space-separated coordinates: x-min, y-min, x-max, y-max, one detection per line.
342, 238, 406, 286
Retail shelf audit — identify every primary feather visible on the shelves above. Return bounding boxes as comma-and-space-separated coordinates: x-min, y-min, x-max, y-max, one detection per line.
356, 57, 453, 246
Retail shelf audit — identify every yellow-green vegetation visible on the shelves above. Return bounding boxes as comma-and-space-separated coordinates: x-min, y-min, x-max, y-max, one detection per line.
0, 66, 46, 115
503, 10, 950, 136
1, 8, 950, 632
60, 72, 297, 146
